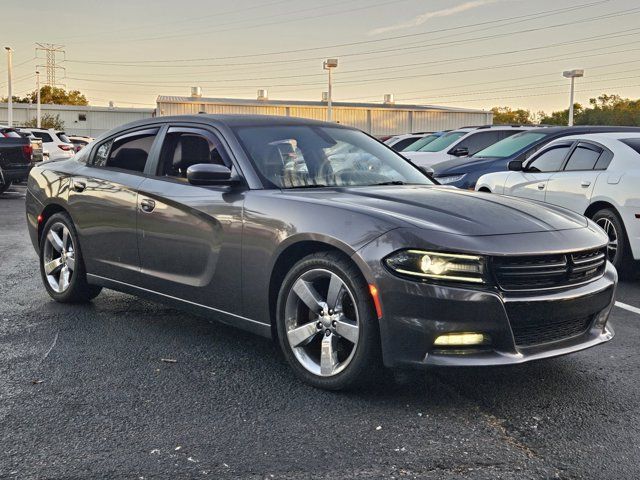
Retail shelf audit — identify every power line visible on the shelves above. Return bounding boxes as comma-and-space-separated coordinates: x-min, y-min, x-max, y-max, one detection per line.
62, 0, 614, 66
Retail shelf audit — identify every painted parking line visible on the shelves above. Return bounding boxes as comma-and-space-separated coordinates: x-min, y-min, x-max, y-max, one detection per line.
615, 301, 640, 316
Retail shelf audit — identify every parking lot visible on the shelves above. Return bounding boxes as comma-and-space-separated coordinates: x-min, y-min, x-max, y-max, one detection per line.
1, 182, 639, 479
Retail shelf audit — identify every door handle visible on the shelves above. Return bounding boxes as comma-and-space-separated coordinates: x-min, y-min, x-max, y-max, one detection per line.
581, 180, 591, 188
537, 183, 545, 190
140, 198, 156, 213
72, 180, 86, 193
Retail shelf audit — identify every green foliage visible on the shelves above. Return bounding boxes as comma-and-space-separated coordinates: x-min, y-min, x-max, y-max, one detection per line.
491, 106, 534, 125
2, 86, 88, 106
539, 94, 640, 126
23, 114, 65, 130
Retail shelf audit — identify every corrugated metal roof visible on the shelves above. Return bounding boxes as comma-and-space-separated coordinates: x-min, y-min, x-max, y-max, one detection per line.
156, 95, 487, 114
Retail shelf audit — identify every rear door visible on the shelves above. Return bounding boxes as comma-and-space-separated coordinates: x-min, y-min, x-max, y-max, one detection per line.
136, 124, 245, 316
544, 141, 609, 213
68, 127, 161, 283
504, 143, 573, 201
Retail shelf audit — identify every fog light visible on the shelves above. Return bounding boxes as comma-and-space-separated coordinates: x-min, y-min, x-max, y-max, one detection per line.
434, 333, 487, 346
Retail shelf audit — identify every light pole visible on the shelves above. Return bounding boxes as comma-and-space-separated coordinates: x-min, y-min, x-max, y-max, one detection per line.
36, 70, 41, 128
323, 58, 338, 122
563, 69, 584, 126
5, 47, 13, 127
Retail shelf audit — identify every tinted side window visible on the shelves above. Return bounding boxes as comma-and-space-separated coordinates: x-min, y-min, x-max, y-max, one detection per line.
527, 146, 571, 173
32, 131, 53, 143
457, 131, 502, 155
93, 129, 158, 172
621, 138, 640, 154
159, 128, 230, 179
564, 145, 602, 171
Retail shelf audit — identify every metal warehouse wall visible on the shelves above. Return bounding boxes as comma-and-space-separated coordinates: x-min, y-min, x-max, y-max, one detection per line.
0, 103, 155, 137
156, 98, 492, 135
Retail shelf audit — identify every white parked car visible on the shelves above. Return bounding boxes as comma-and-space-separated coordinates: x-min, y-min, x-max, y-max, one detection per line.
403, 126, 534, 168
24, 128, 75, 161
475, 132, 640, 274
383, 133, 431, 152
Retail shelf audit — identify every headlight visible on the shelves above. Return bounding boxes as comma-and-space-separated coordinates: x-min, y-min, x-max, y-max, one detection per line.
436, 174, 465, 184
384, 250, 486, 284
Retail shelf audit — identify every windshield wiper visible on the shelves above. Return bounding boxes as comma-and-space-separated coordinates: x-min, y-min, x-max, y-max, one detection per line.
372, 181, 407, 186
285, 184, 328, 189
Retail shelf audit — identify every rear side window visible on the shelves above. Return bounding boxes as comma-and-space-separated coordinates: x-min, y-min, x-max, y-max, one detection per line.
390, 137, 419, 151
456, 131, 504, 155
93, 128, 158, 173
564, 145, 602, 171
32, 131, 53, 143
527, 145, 571, 172
621, 138, 640, 154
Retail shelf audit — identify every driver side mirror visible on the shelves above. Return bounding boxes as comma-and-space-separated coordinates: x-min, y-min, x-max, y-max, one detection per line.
508, 160, 524, 171
450, 147, 469, 157
186, 164, 236, 186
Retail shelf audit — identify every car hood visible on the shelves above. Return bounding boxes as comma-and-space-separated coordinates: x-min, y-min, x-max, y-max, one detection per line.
280, 186, 588, 236
431, 156, 504, 174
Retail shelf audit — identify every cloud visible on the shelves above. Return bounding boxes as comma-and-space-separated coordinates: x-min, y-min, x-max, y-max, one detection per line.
369, 0, 500, 35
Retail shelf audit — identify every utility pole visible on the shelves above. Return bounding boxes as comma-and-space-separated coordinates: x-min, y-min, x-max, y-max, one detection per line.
5, 47, 13, 126
35, 43, 65, 87
36, 70, 41, 128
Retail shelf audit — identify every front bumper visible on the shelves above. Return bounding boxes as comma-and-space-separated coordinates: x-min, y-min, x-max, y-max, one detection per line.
373, 261, 617, 369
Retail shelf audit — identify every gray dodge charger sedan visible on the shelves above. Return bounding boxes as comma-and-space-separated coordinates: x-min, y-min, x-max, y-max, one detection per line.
25, 115, 616, 390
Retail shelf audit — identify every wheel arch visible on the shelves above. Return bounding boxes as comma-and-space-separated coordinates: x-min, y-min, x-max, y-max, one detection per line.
37, 202, 70, 245
584, 200, 621, 220
267, 238, 364, 338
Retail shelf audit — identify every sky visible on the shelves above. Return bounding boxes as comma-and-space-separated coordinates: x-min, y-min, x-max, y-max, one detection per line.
1, 0, 640, 114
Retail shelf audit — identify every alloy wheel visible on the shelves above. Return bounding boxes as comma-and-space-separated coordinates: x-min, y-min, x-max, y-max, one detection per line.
596, 218, 618, 263
284, 269, 360, 377
43, 222, 76, 293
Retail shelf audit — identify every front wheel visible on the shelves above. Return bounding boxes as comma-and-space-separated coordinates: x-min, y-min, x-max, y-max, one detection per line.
276, 252, 381, 390
592, 208, 633, 276
39, 212, 102, 303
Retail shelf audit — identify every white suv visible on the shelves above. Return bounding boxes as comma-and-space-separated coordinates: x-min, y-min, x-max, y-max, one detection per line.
25, 128, 75, 161
403, 126, 535, 168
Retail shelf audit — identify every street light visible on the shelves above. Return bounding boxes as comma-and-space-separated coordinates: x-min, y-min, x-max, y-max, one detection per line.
36, 70, 41, 128
4, 46, 13, 127
323, 58, 338, 122
563, 69, 584, 126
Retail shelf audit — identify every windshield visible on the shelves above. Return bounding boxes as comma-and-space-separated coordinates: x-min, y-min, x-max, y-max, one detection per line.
233, 125, 434, 189
473, 132, 548, 158
402, 134, 440, 152
417, 131, 467, 152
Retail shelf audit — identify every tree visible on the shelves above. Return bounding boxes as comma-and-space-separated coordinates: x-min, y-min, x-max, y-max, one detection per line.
23, 114, 65, 130
1, 86, 88, 106
538, 94, 640, 126
491, 106, 534, 125
538, 104, 582, 126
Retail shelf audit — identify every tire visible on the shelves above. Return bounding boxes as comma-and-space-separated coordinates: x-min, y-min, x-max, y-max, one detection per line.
592, 208, 633, 277
0, 180, 11, 195
276, 251, 382, 391
39, 212, 102, 303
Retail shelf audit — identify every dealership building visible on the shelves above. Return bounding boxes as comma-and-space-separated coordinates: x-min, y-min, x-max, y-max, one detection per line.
1, 93, 492, 137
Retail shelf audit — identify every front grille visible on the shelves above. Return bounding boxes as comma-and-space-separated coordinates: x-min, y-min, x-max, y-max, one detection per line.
510, 315, 593, 347
492, 248, 606, 291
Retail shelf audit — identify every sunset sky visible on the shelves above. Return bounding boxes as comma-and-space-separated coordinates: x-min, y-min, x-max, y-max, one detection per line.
2, 0, 639, 113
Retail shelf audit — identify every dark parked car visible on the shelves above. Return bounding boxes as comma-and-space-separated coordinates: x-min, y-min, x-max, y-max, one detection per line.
430, 126, 640, 189
26, 115, 616, 390
1, 127, 33, 194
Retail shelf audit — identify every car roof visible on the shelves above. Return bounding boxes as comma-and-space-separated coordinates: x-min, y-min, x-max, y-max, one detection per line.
551, 132, 640, 141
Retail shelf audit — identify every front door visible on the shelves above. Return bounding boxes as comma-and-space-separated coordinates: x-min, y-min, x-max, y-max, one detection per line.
68, 127, 160, 282
505, 143, 573, 202
136, 126, 245, 316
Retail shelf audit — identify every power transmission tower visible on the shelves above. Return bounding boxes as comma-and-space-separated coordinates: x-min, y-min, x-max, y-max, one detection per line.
35, 43, 66, 87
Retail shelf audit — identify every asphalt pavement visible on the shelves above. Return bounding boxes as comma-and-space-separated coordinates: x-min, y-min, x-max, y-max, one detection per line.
1, 183, 639, 479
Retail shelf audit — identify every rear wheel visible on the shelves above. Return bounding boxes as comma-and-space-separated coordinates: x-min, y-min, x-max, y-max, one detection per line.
0, 180, 11, 195
276, 251, 381, 390
592, 208, 633, 276
40, 212, 102, 303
